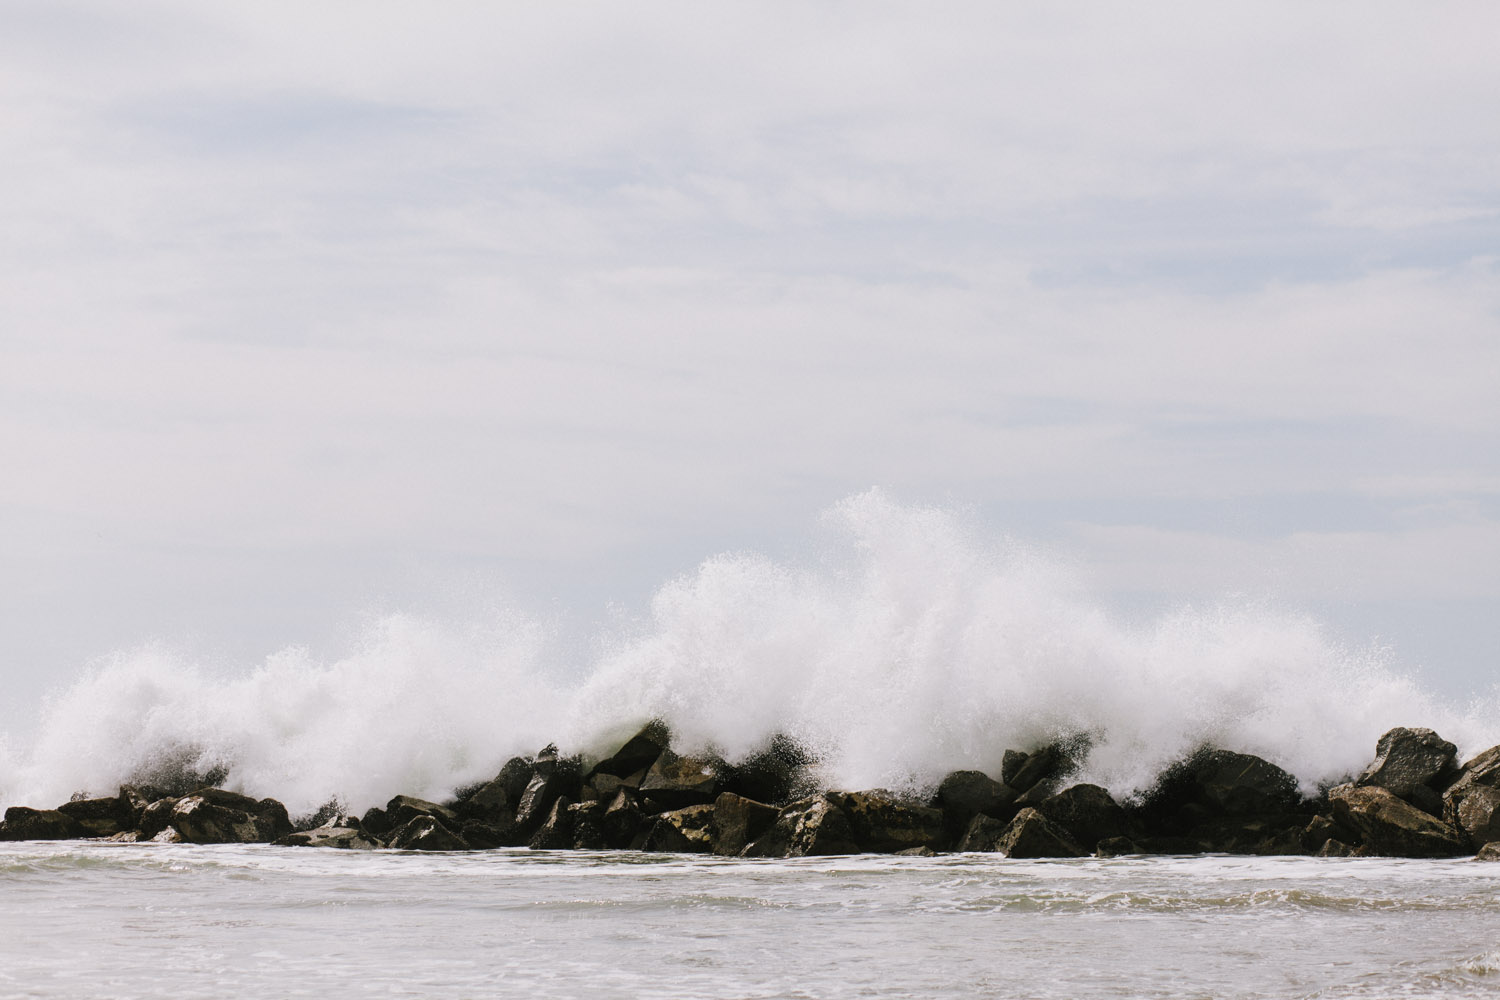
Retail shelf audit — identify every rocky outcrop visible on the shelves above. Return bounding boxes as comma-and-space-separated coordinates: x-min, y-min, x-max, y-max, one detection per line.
1356, 727, 1459, 815
1035, 783, 1125, 852
528, 797, 577, 850
1445, 785, 1500, 850
169, 790, 292, 844
1328, 784, 1468, 858
0, 807, 87, 841
995, 808, 1086, 858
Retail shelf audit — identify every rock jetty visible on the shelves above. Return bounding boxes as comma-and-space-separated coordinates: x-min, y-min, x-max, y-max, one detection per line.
4, 724, 1498, 861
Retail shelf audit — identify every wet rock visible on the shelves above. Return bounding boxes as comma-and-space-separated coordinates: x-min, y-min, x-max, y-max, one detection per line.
106, 831, 141, 843
1476, 841, 1500, 861
1356, 727, 1459, 803
150, 827, 184, 844
642, 804, 716, 853
1000, 749, 1029, 787
275, 826, 378, 850
389, 814, 468, 851
1300, 815, 1345, 853
716, 735, 817, 806
1006, 745, 1066, 796
639, 750, 720, 810
712, 792, 780, 857
57, 794, 134, 837
1138, 749, 1301, 833
528, 796, 577, 850
454, 774, 518, 825
955, 813, 1008, 852
0, 807, 87, 841
1035, 784, 1126, 852
1445, 785, 1500, 850
831, 791, 944, 853
742, 795, 858, 857
993, 807, 1086, 858
1095, 835, 1136, 857
569, 802, 608, 850
385, 795, 460, 831
897, 846, 937, 857
360, 806, 392, 839
932, 770, 1016, 841
587, 721, 670, 780
1187, 815, 1309, 855
515, 747, 582, 833
1316, 839, 1355, 857
137, 797, 181, 840
1448, 744, 1500, 797
603, 790, 649, 850
1328, 784, 1468, 857
459, 819, 514, 850
170, 790, 292, 844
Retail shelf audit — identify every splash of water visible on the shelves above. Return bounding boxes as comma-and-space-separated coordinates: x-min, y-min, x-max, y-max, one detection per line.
2, 491, 1494, 817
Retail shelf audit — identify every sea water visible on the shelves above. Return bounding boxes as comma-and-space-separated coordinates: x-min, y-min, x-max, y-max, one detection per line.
2, 842, 1499, 999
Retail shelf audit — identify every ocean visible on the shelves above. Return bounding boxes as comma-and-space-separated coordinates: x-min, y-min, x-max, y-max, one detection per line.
3, 843, 1499, 999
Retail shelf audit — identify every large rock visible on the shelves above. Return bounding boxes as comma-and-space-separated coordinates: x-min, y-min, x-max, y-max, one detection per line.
955, 813, 1008, 852
993, 807, 1086, 858
712, 792, 780, 856
57, 794, 135, 837
275, 826, 378, 850
931, 770, 1016, 841
1139, 749, 1301, 833
528, 796, 578, 850
569, 802, 608, 850
638, 750, 720, 810
137, 797, 181, 840
1035, 784, 1126, 851
515, 746, 582, 833
587, 721, 670, 780
0, 807, 87, 841
385, 796, 461, 831
716, 734, 817, 805
742, 795, 858, 857
1328, 784, 1468, 857
1445, 785, 1500, 851
1356, 728, 1458, 806
832, 791, 944, 853
389, 814, 468, 851
1477, 842, 1500, 861
642, 804, 715, 853
170, 790, 292, 844
602, 790, 649, 850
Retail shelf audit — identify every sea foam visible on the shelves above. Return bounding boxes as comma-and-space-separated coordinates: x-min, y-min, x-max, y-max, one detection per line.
2, 491, 1494, 817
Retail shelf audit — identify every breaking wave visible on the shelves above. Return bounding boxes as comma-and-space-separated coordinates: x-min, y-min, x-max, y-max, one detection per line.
2, 491, 1495, 817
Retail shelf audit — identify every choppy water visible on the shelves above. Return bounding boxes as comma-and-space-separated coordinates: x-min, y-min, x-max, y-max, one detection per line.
2, 843, 1499, 999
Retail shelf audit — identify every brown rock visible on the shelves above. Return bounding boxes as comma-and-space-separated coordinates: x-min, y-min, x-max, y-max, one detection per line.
832, 791, 943, 853
1035, 784, 1126, 851
993, 807, 1086, 858
742, 795, 858, 857
712, 792, 780, 857
642, 804, 716, 853
1356, 727, 1459, 802
1329, 784, 1468, 857
0, 807, 87, 841
57, 795, 134, 837
639, 750, 720, 810
389, 814, 468, 851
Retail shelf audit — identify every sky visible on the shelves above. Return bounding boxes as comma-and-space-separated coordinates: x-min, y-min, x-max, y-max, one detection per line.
2, 2, 1499, 740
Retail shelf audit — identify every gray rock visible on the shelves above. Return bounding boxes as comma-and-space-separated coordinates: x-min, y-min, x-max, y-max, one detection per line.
638, 750, 720, 810
742, 795, 858, 857
896, 846, 937, 857
955, 812, 1008, 852
642, 804, 716, 853
169, 790, 290, 844
136, 797, 181, 840
1446, 784, 1500, 850
1356, 727, 1458, 802
993, 807, 1086, 858
831, 791, 944, 853
712, 792, 780, 857
1315, 839, 1355, 857
0, 807, 87, 841
1328, 783, 1468, 857
1035, 784, 1126, 851
932, 770, 1016, 841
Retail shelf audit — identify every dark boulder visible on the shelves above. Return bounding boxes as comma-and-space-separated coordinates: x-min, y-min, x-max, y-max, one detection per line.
515, 753, 582, 834
169, 790, 291, 844
1138, 749, 1301, 833
460, 819, 515, 850
931, 770, 1016, 841
1000, 749, 1029, 787
955, 812, 1008, 852
712, 792, 781, 856
57, 794, 135, 837
993, 807, 1086, 858
1035, 784, 1126, 851
137, 797, 181, 840
716, 734, 817, 806
1316, 839, 1356, 857
360, 806, 392, 839
638, 750, 719, 810
1328, 784, 1468, 857
1300, 815, 1346, 853
389, 814, 468, 851
0, 807, 87, 841
742, 795, 858, 857
602, 790, 649, 850
587, 721, 670, 780
642, 804, 716, 853
454, 773, 518, 825
569, 802, 608, 850
831, 791, 944, 853
528, 796, 577, 850
1445, 785, 1500, 850
385, 795, 460, 831
1355, 727, 1459, 804
1095, 835, 1136, 857
275, 826, 378, 850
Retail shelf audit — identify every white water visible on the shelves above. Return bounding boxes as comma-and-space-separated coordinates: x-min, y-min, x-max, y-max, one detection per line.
3, 491, 1496, 817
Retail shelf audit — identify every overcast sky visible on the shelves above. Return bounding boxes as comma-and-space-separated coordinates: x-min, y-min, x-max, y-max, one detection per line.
3, 2, 1499, 739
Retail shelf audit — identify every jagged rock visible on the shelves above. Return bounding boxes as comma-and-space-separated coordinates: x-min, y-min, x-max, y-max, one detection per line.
1190, 751, 1301, 815
1036, 784, 1126, 851
712, 792, 780, 857
1329, 784, 1468, 857
455, 774, 518, 825
1316, 839, 1355, 857
360, 806, 392, 838
603, 790, 649, 849
389, 814, 468, 851
459, 819, 512, 850
275, 826, 378, 850
1000, 749, 1029, 787
1356, 727, 1459, 803
742, 795, 858, 857
569, 802, 608, 850
1007, 746, 1065, 795
1301, 815, 1346, 853
1445, 785, 1500, 850
57, 794, 134, 837
1447, 745, 1500, 798
831, 791, 944, 853
1477, 841, 1500, 861
170, 790, 292, 844
106, 831, 141, 843
528, 796, 577, 850
716, 735, 817, 805
993, 807, 1086, 858
515, 748, 582, 832
932, 770, 1016, 841
0, 807, 87, 841
587, 721, 671, 780
956, 813, 1008, 852
137, 798, 180, 840
1186, 815, 1309, 855
150, 827, 184, 844
642, 804, 715, 853
639, 750, 720, 810
385, 795, 460, 831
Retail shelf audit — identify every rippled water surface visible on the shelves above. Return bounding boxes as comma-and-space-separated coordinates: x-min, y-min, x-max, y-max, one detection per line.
2, 844, 1499, 999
